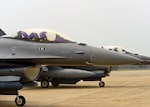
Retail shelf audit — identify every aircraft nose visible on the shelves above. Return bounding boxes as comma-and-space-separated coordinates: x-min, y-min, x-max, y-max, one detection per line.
89, 47, 141, 66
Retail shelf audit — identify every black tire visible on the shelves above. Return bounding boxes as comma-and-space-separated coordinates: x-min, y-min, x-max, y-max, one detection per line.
15, 96, 26, 106
41, 80, 49, 88
99, 81, 105, 87
51, 81, 59, 87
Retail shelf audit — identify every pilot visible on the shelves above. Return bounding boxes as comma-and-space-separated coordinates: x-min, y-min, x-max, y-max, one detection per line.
30, 33, 39, 41
40, 32, 48, 42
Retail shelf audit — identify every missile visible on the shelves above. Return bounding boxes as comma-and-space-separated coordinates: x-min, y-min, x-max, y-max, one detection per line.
0, 76, 23, 91
0, 82, 23, 90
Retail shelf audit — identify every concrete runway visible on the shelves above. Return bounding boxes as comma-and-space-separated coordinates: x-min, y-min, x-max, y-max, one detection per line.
1, 70, 150, 107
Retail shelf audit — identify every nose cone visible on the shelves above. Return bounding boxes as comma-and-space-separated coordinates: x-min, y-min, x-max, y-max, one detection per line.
90, 47, 141, 66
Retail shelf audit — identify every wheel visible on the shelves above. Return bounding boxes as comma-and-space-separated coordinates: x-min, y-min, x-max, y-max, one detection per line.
15, 96, 26, 106
99, 81, 105, 87
51, 81, 59, 87
41, 80, 49, 88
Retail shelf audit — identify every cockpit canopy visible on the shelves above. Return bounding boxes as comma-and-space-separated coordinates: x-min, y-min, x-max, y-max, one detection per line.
2, 28, 75, 43
102, 46, 130, 54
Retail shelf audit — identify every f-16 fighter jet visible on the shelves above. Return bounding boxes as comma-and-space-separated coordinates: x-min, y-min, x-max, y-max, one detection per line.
102, 46, 150, 64
0, 28, 140, 106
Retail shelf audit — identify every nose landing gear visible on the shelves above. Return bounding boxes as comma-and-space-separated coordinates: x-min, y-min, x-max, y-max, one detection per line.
99, 81, 105, 87
15, 95, 26, 106
99, 78, 105, 87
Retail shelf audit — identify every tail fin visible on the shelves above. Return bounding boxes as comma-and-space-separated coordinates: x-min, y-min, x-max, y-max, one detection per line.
0, 29, 6, 36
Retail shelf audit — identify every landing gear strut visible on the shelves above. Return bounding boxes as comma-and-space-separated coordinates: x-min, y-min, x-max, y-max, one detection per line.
15, 95, 26, 106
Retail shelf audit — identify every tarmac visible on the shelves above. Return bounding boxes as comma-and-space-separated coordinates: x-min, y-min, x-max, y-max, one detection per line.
1, 70, 150, 107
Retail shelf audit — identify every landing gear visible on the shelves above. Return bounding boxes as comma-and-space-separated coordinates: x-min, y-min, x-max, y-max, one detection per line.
99, 78, 105, 87
99, 81, 105, 87
51, 81, 59, 87
41, 80, 49, 88
15, 95, 26, 106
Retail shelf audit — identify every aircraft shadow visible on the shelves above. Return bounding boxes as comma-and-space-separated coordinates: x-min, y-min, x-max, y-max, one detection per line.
23, 85, 99, 90
23, 84, 150, 91
0, 101, 17, 107
0, 103, 59, 107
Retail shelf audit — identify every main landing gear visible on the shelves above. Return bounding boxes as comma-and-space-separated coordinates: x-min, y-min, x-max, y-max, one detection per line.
51, 81, 59, 87
15, 95, 26, 106
41, 80, 50, 88
41, 80, 59, 88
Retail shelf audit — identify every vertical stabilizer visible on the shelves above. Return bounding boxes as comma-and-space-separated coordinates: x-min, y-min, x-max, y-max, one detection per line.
0, 29, 6, 36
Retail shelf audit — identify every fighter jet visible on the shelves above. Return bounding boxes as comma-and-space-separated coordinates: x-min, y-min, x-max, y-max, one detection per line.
0, 28, 140, 106
102, 46, 150, 64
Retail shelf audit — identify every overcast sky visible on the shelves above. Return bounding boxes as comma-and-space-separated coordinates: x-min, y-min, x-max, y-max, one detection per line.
1, 0, 150, 56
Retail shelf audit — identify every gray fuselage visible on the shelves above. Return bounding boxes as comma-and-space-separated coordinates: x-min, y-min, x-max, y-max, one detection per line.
0, 37, 140, 66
